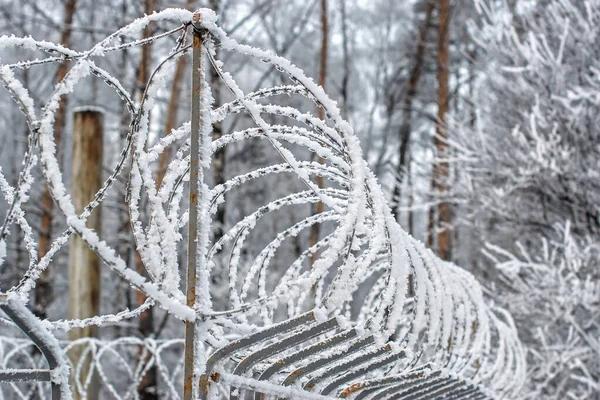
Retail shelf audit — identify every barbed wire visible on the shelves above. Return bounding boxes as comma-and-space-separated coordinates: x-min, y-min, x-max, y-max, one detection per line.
0, 337, 184, 400
0, 8, 526, 399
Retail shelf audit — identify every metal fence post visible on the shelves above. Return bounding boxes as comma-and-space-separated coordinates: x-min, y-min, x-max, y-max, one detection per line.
184, 11, 205, 400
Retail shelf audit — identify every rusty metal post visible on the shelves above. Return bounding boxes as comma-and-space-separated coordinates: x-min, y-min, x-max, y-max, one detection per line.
184, 12, 204, 400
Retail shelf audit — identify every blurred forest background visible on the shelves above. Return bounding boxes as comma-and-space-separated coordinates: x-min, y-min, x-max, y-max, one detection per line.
0, 0, 597, 399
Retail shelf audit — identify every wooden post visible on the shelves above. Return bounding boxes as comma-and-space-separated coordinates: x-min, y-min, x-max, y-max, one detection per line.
68, 108, 103, 400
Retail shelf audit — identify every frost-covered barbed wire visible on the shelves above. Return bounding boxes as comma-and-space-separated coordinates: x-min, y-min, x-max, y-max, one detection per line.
0, 336, 185, 400
0, 8, 524, 399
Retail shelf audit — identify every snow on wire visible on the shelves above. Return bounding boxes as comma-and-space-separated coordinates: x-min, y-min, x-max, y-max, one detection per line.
0, 8, 525, 399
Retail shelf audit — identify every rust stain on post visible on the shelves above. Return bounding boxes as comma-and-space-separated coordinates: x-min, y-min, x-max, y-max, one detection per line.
183, 11, 204, 400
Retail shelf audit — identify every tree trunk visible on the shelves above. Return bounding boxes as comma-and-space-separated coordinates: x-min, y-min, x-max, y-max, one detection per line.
156, 49, 187, 189
430, 0, 452, 261
391, 0, 434, 221
12, 69, 30, 284
115, 0, 132, 339
208, 0, 228, 296
34, 0, 77, 320
68, 110, 103, 400
309, 0, 328, 267
339, 0, 350, 118
151, 0, 196, 338
135, 1, 157, 398
210, 0, 225, 244
407, 154, 414, 236
427, 204, 435, 249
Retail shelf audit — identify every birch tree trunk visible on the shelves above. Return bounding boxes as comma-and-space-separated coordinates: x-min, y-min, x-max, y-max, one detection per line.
68, 109, 103, 400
